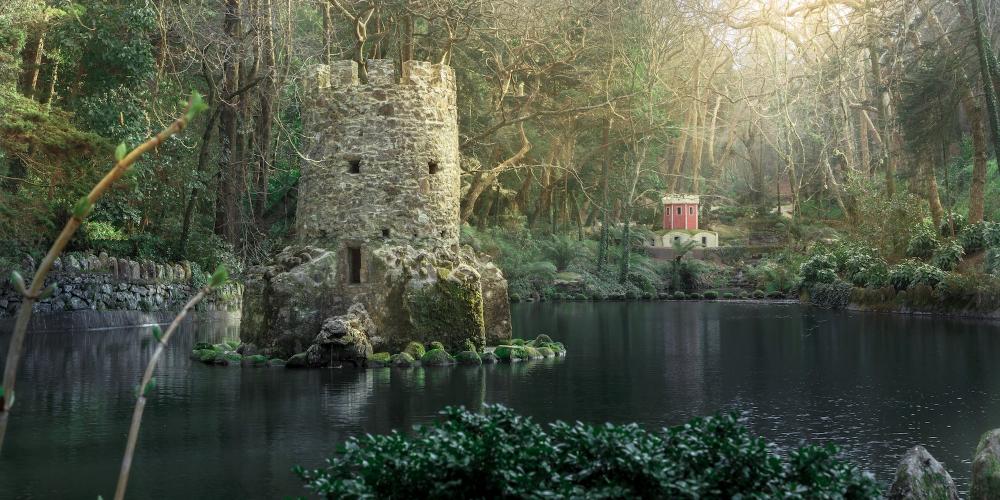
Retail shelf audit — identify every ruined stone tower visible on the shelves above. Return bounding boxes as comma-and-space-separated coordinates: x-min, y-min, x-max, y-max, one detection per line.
296, 59, 460, 249
239, 60, 511, 366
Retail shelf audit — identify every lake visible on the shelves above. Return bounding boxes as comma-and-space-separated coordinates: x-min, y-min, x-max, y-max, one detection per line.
1, 302, 999, 498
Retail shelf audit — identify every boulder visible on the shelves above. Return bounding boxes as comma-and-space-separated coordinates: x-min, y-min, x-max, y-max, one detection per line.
390, 352, 415, 367
887, 446, 958, 500
286, 352, 309, 368
403, 263, 485, 352
480, 351, 499, 364
403, 341, 426, 360
455, 350, 481, 365
312, 303, 375, 366
420, 349, 455, 366
972, 429, 1000, 500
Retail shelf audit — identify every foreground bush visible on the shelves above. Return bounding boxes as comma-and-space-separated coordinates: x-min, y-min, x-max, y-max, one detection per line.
294, 405, 879, 499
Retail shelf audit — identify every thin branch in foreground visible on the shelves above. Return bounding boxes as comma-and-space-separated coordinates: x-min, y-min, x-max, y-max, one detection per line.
113, 266, 228, 500
0, 91, 209, 454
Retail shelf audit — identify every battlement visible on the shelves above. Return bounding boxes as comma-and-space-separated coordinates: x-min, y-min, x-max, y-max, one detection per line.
306, 59, 455, 93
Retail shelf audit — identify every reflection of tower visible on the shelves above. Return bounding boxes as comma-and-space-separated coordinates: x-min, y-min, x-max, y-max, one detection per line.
296, 59, 460, 255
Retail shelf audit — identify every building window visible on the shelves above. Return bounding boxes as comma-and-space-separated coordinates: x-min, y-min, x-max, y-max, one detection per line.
673, 236, 680, 242
676, 207, 682, 215
689, 206, 695, 215
701, 236, 707, 246
348, 246, 362, 284
382, 228, 390, 238
348, 159, 361, 174
428, 160, 439, 174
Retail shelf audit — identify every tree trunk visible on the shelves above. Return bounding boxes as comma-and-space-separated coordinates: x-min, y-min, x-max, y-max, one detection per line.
923, 155, 944, 229
214, 0, 243, 246
596, 118, 613, 271
253, 0, 277, 225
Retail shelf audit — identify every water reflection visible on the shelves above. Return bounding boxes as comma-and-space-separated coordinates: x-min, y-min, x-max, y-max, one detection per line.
0, 303, 998, 497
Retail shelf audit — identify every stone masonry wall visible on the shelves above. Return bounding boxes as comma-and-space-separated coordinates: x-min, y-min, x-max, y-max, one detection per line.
0, 252, 242, 318
296, 59, 460, 250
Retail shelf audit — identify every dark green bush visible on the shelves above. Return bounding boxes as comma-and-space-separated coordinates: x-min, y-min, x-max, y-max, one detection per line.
703, 290, 719, 299
722, 292, 735, 299
906, 223, 939, 259
672, 291, 686, 300
799, 253, 837, 284
809, 280, 853, 309
888, 260, 922, 290
931, 239, 964, 271
939, 212, 965, 237
752, 289, 766, 299
689, 292, 704, 300
766, 290, 784, 299
294, 405, 879, 499
959, 221, 989, 253
912, 263, 946, 287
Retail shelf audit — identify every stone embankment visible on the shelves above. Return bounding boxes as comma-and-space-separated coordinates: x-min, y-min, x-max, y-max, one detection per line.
1, 252, 242, 318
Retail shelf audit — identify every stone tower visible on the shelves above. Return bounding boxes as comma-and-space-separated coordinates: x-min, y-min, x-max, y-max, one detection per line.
239, 60, 511, 366
296, 59, 460, 249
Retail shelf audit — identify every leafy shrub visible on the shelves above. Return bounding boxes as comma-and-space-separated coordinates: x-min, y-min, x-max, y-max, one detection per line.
931, 239, 964, 271
939, 212, 965, 236
906, 223, 939, 259
841, 250, 888, 288
987, 248, 1000, 276
722, 292, 735, 299
672, 291, 686, 300
746, 259, 797, 292
809, 280, 853, 309
703, 290, 719, 299
934, 273, 977, 308
752, 289, 766, 299
888, 260, 922, 290
799, 253, 837, 284
912, 263, 946, 288
294, 405, 879, 499
766, 290, 784, 299
985, 221, 1000, 247
689, 292, 704, 300
959, 221, 989, 253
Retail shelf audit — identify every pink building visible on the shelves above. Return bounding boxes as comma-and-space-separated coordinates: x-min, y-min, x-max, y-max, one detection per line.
662, 194, 700, 230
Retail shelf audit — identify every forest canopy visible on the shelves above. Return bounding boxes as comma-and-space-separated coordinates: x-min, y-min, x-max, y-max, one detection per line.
1, 0, 998, 274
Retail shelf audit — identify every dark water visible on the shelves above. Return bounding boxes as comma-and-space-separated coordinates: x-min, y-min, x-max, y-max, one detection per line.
1, 302, 999, 498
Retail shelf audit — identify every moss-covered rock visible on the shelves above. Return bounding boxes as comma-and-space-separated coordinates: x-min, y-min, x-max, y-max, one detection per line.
494, 345, 528, 362
545, 342, 567, 356
523, 346, 542, 359
537, 346, 555, 358
224, 339, 240, 350
480, 351, 499, 364
245, 354, 268, 366
463, 339, 478, 353
529, 334, 553, 347
192, 349, 217, 363
887, 446, 959, 500
193, 342, 214, 351
428, 341, 446, 352
972, 429, 1000, 500
404, 264, 486, 352
455, 350, 482, 365
511, 338, 526, 346
403, 341, 426, 360
367, 352, 391, 368
268, 358, 286, 367
311, 303, 375, 366
421, 349, 455, 366
391, 352, 416, 367
287, 352, 309, 368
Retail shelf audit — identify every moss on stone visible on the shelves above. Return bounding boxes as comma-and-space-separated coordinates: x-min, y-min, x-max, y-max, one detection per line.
369, 352, 391, 363
537, 346, 555, 358
511, 338, 526, 346
287, 352, 309, 368
193, 342, 214, 351
530, 334, 553, 347
455, 350, 482, 365
224, 352, 243, 363
224, 339, 240, 350
421, 348, 455, 366
268, 358, 286, 367
494, 345, 530, 361
463, 339, 478, 354
246, 354, 267, 365
193, 349, 217, 363
404, 265, 486, 351
391, 352, 416, 367
481, 351, 499, 364
523, 346, 542, 359
404, 341, 426, 359
429, 341, 446, 352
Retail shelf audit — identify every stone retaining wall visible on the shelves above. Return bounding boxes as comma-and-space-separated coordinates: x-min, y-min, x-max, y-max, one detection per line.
0, 252, 242, 318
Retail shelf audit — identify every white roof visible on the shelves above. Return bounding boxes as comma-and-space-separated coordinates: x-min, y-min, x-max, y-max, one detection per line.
662, 194, 700, 204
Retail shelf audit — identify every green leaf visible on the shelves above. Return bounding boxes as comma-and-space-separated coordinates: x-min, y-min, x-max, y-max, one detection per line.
185, 90, 209, 122
73, 196, 94, 220
39, 283, 58, 300
151, 325, 163, 344
144, 377, 157, 396
10, 271, 26, 296
209, 265, 229, 288
115, 142, 127, 162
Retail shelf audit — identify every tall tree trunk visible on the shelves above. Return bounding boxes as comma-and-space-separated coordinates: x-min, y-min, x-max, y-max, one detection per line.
923, 155, 944, 229
968, 101, 988, 223
596, 118, 613, 271
667, 105, 693, 192
969, 0, 1000, 165
215, 0, 243, 246
253, 0, 277, 225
